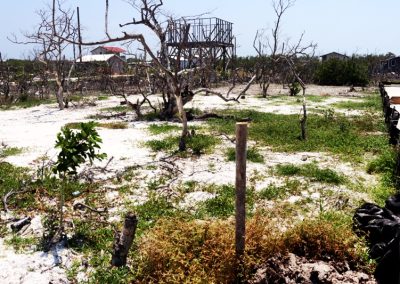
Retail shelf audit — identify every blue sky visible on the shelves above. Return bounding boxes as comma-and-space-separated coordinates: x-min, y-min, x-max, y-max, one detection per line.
1, 0, 399, 59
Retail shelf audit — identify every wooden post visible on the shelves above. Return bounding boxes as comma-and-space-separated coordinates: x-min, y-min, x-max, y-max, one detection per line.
235, 122, 248, 262
77, 7, 82, 63
111, 213, 138, 267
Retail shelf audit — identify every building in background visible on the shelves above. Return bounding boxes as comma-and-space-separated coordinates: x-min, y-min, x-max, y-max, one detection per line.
320, 52, 349, 62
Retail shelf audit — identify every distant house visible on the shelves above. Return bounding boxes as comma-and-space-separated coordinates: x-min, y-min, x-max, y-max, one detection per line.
78, 54, 126, 74
381, 56, 400, 74
320, 52, 349, 62
91, 46, 126, 57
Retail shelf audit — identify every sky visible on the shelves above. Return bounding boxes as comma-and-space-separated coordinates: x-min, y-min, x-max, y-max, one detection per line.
0, 0, 399, 59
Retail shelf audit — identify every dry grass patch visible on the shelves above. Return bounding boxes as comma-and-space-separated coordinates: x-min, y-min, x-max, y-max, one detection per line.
135, 213, 369, 283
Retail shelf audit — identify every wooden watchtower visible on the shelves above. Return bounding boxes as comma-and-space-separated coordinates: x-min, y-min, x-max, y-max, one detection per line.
166, 17, 235, 70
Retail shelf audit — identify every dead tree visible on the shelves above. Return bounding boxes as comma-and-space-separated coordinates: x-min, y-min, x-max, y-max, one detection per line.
52, 0, 254, 149
253, 0, 296, 98
10, 0, 77, 110
282, 28, 316, 140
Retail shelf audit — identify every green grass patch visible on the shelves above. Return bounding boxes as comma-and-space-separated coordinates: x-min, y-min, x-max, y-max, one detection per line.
276, 163, 346, 184
207, 109, 387, 162
332, 94, 381, 111
226, 147, 264, 163
148, 123, 181, 135
0, 147, 23, 158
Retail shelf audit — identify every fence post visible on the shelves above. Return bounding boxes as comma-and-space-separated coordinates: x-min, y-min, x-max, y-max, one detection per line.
235, 122, 248, 280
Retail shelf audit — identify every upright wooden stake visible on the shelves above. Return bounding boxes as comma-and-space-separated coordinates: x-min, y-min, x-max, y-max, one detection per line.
77, 7, 82, 63
235, 122, 248, 261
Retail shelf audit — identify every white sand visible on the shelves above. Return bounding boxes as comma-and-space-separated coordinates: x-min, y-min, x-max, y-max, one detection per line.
0, 85, 378, 282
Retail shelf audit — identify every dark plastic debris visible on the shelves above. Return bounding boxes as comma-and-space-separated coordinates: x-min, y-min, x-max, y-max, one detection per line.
354, 195, 400, 284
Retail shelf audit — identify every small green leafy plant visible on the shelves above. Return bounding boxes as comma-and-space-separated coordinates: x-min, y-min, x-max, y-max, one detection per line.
54, 121, 107, 177
53, 121, 106, 233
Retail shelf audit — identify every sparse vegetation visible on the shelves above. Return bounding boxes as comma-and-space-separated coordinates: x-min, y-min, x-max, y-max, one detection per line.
208, 109, 386, 162
146, 134, 219, 155
2, 0, 392, 281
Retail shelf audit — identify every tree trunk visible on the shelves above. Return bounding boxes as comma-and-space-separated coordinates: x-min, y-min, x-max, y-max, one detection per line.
56, 84, 64, 110
175, 94, 189, 151
111, 213, 138, 267
262, 81, 270, 98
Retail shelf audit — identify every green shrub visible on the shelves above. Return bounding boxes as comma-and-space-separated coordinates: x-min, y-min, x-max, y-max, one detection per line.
315, 57, 369, 86
54, 121, 106, 177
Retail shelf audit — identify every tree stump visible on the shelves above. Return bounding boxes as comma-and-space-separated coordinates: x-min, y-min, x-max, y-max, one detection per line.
111, 213, 138, 267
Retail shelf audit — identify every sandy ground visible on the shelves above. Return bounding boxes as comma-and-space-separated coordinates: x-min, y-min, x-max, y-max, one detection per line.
0, 84, 379, 283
